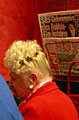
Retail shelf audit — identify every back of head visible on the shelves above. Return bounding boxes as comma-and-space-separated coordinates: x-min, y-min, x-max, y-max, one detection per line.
4, 40, 52, 82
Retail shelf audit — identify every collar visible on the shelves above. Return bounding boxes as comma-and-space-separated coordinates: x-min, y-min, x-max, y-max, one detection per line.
27, 79, 52, 101
19, 81, 59, 108
19, 80, 52, 106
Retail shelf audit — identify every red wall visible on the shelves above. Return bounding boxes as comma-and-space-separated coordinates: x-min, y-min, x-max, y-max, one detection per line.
0, 0, 27, 80
0, 0, 79, 80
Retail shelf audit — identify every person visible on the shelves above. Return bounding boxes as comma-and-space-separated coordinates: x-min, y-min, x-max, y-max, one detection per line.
66, 21, 76, 37
4, 40, 78, 120
0, 74, 24, 120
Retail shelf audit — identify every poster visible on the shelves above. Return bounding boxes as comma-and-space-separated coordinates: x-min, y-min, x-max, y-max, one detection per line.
38, 9, 79, 39
44, 37, 79, 76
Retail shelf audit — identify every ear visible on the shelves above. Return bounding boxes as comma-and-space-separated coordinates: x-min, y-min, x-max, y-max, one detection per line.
29, 73, 38, 83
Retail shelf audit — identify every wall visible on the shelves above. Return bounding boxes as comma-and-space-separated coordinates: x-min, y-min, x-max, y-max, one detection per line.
0, 0, 27, 80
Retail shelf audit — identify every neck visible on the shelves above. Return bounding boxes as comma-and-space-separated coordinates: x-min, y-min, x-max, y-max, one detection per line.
34, 76, 53, 91
38, 75, 53, 83
26, 77, 52, 101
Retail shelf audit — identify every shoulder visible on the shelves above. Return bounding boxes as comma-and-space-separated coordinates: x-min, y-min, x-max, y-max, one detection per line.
19, 97, 46, 120
19, 95, 45, 112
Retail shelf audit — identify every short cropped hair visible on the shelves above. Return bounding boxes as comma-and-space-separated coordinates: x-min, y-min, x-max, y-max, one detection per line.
4, 40, 52, 80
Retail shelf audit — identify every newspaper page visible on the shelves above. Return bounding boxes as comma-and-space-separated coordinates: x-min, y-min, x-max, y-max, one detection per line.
38, 9, 79, 39
44, 37, 79, 76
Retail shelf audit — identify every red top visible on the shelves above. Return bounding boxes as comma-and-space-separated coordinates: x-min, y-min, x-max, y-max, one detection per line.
19, 82, 78, 120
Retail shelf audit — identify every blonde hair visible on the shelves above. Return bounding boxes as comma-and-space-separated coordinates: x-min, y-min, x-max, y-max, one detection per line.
4, 40, 52, 81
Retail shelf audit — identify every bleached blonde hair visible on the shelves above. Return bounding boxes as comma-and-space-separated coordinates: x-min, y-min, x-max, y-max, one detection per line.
4, 40, 52, 81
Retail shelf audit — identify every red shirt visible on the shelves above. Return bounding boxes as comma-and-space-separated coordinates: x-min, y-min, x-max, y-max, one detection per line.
19, 82, 78, 120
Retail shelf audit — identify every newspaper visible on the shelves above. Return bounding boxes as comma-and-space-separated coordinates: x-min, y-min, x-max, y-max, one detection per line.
38, 10, 79, 76
38, 9, 79, 38
44, 37, 79, 76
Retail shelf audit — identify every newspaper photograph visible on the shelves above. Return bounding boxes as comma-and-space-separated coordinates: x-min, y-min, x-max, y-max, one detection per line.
44, 37, 79, 76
